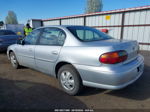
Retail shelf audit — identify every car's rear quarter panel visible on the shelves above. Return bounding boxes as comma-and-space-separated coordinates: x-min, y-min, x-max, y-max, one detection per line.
58, 46, 113, 66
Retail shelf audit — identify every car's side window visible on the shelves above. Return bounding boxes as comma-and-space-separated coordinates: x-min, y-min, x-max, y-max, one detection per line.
76, 30, 99, 40
38, 28, 66, 46
24, 29, 41, 45
58, 31, 66, 45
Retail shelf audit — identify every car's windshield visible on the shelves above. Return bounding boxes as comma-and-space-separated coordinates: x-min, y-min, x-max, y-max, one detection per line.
67, 26, 112, 42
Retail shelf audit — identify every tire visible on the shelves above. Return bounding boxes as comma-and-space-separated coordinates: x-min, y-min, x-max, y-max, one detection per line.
10, 52, 20, 69
58, 64, 83, 95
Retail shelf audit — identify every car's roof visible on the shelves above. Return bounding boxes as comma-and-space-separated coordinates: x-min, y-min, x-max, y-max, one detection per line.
35, 25, 86, 30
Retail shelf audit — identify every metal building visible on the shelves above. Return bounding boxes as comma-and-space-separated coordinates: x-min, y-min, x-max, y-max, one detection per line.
28, 19, 43, 29
31, 5, 150, 51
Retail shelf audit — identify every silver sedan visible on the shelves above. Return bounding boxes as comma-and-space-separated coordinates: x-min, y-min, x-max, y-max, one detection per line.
7, 26, 144, 95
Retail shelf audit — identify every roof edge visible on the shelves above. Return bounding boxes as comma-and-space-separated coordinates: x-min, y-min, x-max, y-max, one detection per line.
43, 5, 150, 21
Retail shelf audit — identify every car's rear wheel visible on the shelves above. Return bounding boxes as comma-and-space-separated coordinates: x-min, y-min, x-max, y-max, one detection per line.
58, 64, 83, 95
10, 52, 20, 69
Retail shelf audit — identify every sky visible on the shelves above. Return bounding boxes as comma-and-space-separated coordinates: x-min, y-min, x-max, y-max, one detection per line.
0, 0, 150, 24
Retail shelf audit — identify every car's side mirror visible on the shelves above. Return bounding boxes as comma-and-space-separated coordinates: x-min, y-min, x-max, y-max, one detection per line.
17, 39, 25, 45
17, 39, 21, 44
21, 40, 25, 45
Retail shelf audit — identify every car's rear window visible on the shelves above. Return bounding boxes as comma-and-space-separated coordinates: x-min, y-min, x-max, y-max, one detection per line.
0, 30, 16, 36
67, 26, 112, 42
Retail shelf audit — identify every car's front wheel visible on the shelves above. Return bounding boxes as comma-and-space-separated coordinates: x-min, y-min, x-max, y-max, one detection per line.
10, 52, 20, 69
58, 64, 83, 95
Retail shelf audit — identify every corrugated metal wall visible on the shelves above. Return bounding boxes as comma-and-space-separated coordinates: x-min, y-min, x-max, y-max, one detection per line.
43, 20, 60, 26
86, 13, 122, 39
61, 17, 84, 25
37, 6, 150, 51
33, 21, 42, 28
123, 10, 150, 50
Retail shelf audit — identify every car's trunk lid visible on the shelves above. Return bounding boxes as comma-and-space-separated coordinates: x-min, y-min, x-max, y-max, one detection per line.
81, 39, 139, 64
112, 39, 139, 64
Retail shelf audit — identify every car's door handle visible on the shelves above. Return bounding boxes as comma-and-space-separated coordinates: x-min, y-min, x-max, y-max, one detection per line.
51, 51, 58, 55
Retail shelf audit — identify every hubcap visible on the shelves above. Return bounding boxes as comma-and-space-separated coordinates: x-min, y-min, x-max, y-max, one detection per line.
60, 71, 75, 91
10, 54, 17, 67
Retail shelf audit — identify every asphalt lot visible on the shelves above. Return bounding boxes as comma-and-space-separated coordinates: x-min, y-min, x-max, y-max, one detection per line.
0, 51, 150, 110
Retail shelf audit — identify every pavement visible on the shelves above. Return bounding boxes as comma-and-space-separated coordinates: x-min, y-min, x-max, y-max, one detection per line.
0, 51, 150, 110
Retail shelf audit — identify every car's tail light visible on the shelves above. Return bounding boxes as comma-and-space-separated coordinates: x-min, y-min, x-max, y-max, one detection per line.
99, 50, 128, 64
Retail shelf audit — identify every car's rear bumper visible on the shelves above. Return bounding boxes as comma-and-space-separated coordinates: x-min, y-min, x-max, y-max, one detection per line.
73, 54, 144, 90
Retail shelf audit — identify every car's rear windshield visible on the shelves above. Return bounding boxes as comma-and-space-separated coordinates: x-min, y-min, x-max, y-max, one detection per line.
67, 26, 112, 42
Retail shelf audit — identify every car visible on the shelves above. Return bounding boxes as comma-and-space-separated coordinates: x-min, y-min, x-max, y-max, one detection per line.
0, 29, 20, 52
7, 25, 144, 95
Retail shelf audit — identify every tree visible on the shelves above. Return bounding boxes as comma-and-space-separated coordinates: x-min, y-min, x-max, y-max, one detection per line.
85, 0, 103, 13
0, 21, 4, 26
5, 11, 18, 24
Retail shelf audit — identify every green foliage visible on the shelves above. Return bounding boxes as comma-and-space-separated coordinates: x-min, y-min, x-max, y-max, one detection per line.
5, 11, 18, 24
85, 0, 103, 13
0, 21, 4, 26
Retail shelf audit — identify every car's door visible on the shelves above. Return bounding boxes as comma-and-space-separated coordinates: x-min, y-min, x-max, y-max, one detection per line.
35, 27, 66, 76
16, 29, 41, 69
